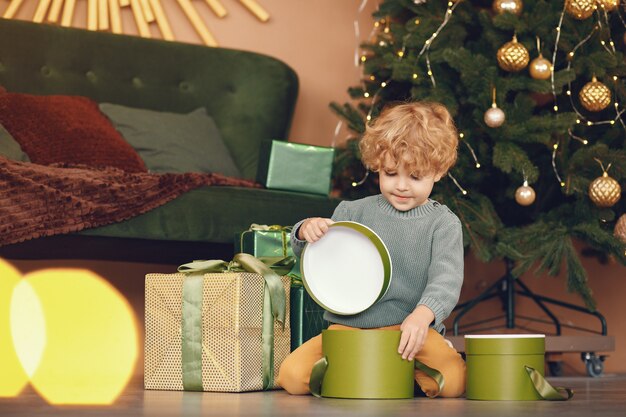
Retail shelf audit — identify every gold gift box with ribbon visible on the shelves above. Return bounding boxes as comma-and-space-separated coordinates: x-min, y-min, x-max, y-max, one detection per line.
144, 254, 291, 392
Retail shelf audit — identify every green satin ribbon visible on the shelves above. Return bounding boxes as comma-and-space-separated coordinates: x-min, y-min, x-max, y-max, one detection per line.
415, 360, 445, 395
309, 357, 327, 398
178, 253, 293, 390
309, 357, 444, 399
182, 274, 204, 391
524, 365, 574, 401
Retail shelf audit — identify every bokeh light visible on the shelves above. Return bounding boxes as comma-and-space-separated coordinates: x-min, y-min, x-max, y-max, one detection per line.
0, 259, 28, 397
10, 268, 139, 405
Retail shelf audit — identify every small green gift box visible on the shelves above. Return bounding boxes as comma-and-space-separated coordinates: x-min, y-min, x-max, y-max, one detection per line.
256, 140, 334, 195
234, 224, 328, 351
235, 224, 296, 260
465, 334, 573, 401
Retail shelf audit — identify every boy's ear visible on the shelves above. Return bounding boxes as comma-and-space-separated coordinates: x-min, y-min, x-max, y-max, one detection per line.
434, 173, 444, 182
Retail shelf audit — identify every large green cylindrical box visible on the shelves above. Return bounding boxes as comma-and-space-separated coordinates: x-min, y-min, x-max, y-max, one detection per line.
466, 334, 545, 401
321, 330, 414, 399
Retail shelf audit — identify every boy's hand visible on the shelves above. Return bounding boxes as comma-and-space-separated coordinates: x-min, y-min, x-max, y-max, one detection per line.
298, 217, 334, 243
398, 305, 435, 360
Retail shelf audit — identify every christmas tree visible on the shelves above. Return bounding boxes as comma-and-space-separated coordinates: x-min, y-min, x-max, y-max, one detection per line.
331, 0, 626, 309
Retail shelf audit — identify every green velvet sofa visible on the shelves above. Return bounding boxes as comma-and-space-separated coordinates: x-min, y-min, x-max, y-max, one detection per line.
0, 18, 339, 263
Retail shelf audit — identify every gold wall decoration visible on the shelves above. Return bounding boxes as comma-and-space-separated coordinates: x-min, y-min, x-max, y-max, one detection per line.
1, 0, 270, 46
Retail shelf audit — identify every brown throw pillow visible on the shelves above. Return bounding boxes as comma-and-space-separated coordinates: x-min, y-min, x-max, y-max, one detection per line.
0, 92, 147, 172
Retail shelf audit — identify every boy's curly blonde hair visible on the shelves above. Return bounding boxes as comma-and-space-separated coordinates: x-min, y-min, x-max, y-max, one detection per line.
359, 101, 458, 177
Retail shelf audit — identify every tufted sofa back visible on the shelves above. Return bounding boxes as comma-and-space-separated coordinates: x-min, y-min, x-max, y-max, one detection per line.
0, 18, 298, 179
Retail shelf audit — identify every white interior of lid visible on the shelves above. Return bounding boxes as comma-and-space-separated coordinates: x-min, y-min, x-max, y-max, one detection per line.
464, 334, 545, 339
302, 225, 385, 315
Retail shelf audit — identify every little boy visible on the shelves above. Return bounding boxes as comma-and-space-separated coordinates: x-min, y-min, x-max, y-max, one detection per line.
277, 101, 466, 398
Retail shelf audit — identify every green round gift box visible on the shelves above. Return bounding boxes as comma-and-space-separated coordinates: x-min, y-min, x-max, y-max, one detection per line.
465, 334, 545, 401
318, 330, 415, 399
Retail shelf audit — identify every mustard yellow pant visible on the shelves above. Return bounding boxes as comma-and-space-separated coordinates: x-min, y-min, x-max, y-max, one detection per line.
277, 324, 466, 398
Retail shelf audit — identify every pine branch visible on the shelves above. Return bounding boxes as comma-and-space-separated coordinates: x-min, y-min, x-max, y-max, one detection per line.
443, 191, 503, 262
329, 102, 365, 134
564, 237, 596, 311
572, 223, 626, 265
492, 142, 540, 182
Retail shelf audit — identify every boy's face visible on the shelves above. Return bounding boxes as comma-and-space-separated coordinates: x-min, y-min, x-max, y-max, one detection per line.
379, 156, 441, 211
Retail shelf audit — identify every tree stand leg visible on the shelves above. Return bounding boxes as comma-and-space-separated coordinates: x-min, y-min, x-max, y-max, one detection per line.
452, 259, 609, 376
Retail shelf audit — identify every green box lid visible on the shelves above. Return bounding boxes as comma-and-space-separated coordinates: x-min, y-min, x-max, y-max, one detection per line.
465, 334, 545, 355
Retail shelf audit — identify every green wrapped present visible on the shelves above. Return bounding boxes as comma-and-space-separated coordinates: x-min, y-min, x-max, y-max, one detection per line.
144, 254, 292, 392
235, 224, 296, 260
235, 224, 327, 350
256, 140, 334, 195
290, 279, 329, 351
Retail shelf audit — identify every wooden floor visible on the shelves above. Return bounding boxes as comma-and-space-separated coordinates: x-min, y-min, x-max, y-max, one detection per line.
1, 374, 626, 417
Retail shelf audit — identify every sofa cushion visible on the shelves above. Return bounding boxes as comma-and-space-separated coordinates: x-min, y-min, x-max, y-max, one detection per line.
99, 103, 241, 177
0, 123, 30, 162
0, 92, 147, 172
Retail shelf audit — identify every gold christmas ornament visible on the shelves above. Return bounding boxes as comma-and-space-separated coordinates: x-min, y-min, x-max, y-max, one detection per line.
565, 0, 596, 20
493, 0, 523, 15
484, 107, 506, 128
596, 0, 618, 12
497, 34, 529, 72
529, 55, 551, 79
529, 37, 552, 80
515, 181, 536, 206
484, 87, 506, 128
579, 76, 612, 112
615, 214, 626, 244
589, 161, 622, 208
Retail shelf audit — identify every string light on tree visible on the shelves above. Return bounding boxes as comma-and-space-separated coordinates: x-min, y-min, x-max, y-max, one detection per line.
484, 86, 506, 128
409, 0, 462, 87
492, 0, 523, 15
589, 159, 622, 208
568, 128, 589, 145
579, 76, 612, 112
497, 34, 530, 72
564, 0, 596, 20
377, 18, 393, 47
460, 132, 481, 168
448, 173, 468, 196
551, 142, 566, 187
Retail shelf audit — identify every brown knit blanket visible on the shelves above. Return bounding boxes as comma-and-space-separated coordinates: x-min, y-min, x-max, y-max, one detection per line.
0, 157, 260, 247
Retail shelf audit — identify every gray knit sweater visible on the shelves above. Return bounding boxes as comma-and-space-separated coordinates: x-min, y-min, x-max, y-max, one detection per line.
291, 194, 464, 333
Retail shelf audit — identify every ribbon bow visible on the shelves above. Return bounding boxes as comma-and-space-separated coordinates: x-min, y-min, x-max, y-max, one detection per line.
178, 253, 295, 328
249, 223, 292, 232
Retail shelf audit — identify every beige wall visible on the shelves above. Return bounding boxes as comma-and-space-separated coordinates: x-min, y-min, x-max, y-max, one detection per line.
10, 0, 378, 146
